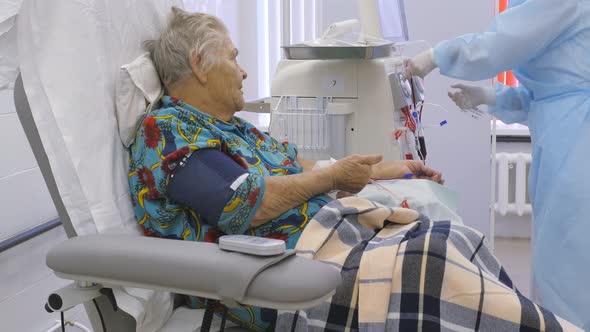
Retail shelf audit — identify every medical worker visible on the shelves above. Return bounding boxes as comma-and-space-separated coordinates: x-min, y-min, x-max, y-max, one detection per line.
406, 0, 590, 328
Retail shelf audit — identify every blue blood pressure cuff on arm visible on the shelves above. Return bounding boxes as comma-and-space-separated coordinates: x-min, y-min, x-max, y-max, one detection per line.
167, 149, 264, 233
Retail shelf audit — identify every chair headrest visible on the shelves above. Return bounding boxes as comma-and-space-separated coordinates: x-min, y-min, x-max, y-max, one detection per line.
115, 52, 163, 148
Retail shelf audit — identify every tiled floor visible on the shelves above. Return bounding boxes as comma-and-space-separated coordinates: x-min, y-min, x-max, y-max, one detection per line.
0, 226, 92, 331
493, 237, 532, 298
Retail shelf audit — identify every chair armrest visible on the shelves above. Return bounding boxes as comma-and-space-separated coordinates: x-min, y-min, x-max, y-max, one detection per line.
46, 235, 340, 310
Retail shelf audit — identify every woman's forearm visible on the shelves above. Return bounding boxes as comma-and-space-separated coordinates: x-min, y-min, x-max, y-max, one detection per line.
250, 169, 334, 227
371, 161, 401, 179
296, 157, 318, 172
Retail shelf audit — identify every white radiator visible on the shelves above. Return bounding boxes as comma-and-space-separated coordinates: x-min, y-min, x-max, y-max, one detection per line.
495, 152, 532, 216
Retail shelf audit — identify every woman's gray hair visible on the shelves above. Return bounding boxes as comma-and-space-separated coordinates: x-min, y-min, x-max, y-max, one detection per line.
145, 7, 228, 89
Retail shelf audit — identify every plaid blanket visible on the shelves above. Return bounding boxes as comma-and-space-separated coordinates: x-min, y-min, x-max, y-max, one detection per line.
276, 197, 580, 331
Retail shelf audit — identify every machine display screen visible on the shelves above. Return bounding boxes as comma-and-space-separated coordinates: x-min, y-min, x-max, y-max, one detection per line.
378, 0, 409, 42
320, 0, 409, 42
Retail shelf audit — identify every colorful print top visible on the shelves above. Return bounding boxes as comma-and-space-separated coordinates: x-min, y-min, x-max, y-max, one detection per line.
128, 96, 331, 331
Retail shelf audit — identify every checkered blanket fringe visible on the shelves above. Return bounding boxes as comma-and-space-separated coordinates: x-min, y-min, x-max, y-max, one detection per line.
276, 197, 580, 332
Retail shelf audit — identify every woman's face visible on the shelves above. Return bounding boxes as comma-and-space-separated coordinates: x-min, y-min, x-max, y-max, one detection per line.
207, 37, 248, 117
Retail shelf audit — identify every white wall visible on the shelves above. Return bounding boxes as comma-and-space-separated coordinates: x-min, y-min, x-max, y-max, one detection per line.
0, 89, 57, 242
0, 88, 89, 330
404, 1, 494, 238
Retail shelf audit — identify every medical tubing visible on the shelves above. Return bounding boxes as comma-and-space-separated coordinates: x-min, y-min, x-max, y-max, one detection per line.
418, 102, 452, 127
490, 117, 497, 250
419, 103, 424, 122
424, 102, 450, 113
44, 319, 92, 332
418, 136, 427, 160
409, 79, 426, 162
368, 180, 403, 202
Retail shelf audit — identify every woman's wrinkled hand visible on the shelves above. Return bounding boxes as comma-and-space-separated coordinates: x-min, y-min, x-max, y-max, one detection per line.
408, 161, 444, 184
372, 160, 445, 184
326, 154, 383, 193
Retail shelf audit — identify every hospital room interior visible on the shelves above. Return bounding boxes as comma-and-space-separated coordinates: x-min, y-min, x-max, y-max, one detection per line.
1, 0, 588, 331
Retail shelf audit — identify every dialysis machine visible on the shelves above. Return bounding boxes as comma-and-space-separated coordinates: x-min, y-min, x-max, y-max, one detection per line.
269, 0, 426, 162
270, 49, 425, 161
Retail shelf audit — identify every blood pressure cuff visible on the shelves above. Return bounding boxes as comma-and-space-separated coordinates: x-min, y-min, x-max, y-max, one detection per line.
167, 149, 265, 234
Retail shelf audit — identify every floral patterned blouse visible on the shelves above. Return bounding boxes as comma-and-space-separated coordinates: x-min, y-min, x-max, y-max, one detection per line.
128, 96, 331, 330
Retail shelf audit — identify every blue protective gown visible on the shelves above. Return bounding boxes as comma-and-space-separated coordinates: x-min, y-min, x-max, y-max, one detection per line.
433, 0, 590, 329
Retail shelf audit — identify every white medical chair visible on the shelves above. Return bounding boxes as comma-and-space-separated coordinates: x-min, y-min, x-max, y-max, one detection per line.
14, 73, 340, 332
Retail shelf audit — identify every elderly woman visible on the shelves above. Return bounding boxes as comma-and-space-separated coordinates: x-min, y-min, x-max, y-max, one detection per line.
128, 7, 443, 331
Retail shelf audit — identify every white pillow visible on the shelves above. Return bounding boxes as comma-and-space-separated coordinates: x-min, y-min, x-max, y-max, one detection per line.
115, 52, 163, 147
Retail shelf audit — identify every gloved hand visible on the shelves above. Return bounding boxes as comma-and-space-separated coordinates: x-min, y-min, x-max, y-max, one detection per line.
448, 83, 496, 110
405, 49, 437, 78
326, 154, 383, 194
